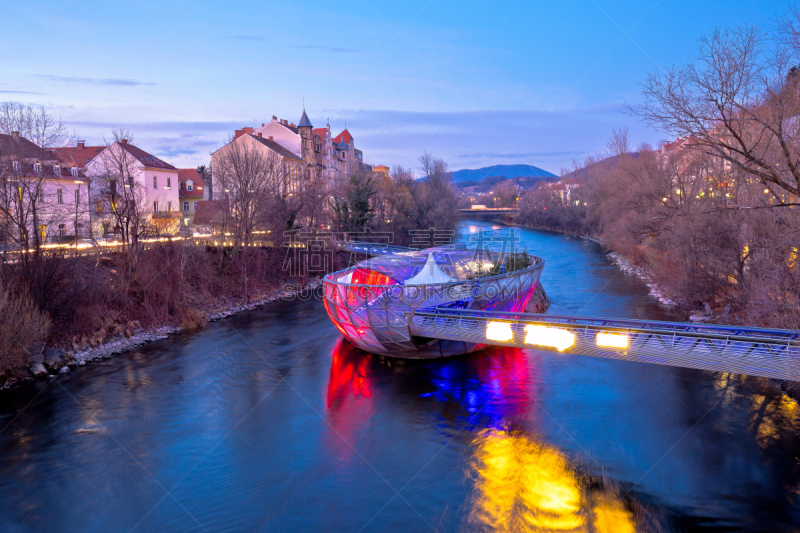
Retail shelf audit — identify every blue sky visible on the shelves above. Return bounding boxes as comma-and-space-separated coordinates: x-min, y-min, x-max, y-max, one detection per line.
0, 0, 791, 173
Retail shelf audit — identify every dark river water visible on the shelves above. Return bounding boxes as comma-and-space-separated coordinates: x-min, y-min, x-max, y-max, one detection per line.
2, 221, 799, 532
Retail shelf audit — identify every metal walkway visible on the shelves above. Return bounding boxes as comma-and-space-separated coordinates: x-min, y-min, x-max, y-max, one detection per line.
337, 240, 800, 381
411, 308, 800, 381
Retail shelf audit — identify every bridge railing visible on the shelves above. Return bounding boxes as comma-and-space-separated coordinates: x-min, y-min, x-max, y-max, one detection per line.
410, 307, 800, 381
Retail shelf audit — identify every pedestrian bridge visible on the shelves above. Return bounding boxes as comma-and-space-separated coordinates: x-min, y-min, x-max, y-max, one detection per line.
334, 240, 800, 381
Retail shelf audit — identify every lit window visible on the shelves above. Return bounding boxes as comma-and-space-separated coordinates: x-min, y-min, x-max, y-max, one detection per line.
168, 201, 172, 212
186, 182, 193, 191
96, 201, 103, 214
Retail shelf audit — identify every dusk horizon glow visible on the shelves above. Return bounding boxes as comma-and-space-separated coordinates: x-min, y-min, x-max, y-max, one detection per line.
1, 0, 790, 173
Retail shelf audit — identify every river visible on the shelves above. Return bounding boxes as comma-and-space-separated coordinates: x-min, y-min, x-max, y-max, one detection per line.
1, 221, 799, 532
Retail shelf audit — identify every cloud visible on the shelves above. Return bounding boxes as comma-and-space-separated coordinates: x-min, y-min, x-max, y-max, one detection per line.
35, 75, 155, 87
290, 45, 357, 54
457, 150, 585, 159
228, 35, 264, 41
0, 90, 47, 95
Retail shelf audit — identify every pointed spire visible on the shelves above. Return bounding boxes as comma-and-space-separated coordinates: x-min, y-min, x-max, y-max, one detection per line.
298, 108, 313, 128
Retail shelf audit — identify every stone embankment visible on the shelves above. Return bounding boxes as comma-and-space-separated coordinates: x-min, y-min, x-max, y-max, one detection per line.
9, 279, 324, 389
607, 252, 679, 308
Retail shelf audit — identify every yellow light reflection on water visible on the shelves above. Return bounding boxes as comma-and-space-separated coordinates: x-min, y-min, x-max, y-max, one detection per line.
469, 429, 637, 532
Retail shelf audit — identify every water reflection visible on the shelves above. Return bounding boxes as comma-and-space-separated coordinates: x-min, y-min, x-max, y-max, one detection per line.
327, 339, 642, 532
468, 429, 637, 533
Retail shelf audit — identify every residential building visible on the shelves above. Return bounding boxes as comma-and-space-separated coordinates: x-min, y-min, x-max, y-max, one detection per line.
211, 129, 307, 198
0, 132, 91, 247
178, 168, 205, 230
81, 139, 181, 237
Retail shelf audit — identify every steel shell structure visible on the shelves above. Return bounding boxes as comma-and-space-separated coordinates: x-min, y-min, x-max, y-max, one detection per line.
323, 245, 544, 358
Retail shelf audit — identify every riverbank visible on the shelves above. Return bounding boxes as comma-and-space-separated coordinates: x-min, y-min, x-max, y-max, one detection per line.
3, 277, 324, 390
514, 221, 683, 312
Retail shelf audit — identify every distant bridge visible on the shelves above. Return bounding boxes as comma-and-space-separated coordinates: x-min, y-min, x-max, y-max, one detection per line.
460, 208, 519, 221
334, 240, 800, 381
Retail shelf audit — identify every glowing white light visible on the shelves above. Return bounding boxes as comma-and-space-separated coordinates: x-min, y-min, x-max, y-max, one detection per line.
486, 321, 513, 342
596, 332, 628, 349
524, 325, 574, 352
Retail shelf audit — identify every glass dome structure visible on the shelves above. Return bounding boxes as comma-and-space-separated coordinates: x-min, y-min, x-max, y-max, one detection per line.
323, 245, 545, 358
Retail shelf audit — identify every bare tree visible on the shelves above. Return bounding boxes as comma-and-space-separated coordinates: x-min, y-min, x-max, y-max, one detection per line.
632, 21, 800, 204
606, 127, 631, 156
214, 135, 293, 301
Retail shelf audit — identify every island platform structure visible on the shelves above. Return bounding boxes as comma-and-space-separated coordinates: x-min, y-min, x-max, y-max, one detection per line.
323, 245, 545, 358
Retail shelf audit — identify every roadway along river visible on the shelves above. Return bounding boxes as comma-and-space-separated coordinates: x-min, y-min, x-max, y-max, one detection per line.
1, 221, 799, 532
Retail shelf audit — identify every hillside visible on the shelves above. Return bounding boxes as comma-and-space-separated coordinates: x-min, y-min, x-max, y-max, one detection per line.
450, 164, 557, 183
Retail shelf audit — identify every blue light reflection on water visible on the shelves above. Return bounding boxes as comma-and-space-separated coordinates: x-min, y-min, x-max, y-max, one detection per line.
0, 221, 798, 531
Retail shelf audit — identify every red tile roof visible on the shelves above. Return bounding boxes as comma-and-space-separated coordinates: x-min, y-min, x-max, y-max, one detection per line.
178, 168, 204, 198
333, 129, 352, 145
49, 144, 106, 168
0, 134, 53, 159
313, 128, 327, 142
117, 141, 176, 170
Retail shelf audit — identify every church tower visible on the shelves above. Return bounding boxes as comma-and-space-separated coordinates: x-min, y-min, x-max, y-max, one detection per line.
297, 109, 315, 180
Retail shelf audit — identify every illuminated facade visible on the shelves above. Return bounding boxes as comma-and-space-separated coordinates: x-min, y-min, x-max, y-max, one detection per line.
323, 245, 544, 358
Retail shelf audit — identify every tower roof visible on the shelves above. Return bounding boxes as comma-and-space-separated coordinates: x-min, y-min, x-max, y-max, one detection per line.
298, 109, 313, 128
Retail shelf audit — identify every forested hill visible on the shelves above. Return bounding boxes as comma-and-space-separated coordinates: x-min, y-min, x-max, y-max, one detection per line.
450, 164, 557, 183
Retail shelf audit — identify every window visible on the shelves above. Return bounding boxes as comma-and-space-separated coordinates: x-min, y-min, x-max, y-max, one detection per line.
39, 225, 46, 242
76, 223, 84, 238
102, 222, 110, 235
38, 188, 44, 202
153, 201, 158, 213
34, 163, 41, 174
153, 176, 157, 189
75, 188, 80, 204
53, 165, 60, 175
183, 201, 189, 211
193, 201, 198, 211
110, 180, 117, 195
167, 201, 172, 212
12, 161, 20, 172
166, 177, 171, 189
57, 189, 63, 204
71, 167, 79, 178
58, 224, 66, 236
186, 181, 193, 191
96, 201, 103, 214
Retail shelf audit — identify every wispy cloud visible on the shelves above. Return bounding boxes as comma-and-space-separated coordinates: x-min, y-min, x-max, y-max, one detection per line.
290, 45, 357, 54
0, 89, 47, 95
35, 75, 155, 87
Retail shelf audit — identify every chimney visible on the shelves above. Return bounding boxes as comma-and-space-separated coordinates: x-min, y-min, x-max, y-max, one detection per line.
257, 132, 262, 138
261, 123, 265, 127
290, 123, 295, 128
269, 136, 273, 141
77, 140, 85, 149
235, 129, 244, 139
272, 115, 277, 120
120, 139, 128, 145
11, 131, 19, 142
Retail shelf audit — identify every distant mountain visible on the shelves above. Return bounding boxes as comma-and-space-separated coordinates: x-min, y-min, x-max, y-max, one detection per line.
450, 164, 557, 183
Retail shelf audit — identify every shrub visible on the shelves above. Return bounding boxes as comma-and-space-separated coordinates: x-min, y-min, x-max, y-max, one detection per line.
0, 289, 50, 376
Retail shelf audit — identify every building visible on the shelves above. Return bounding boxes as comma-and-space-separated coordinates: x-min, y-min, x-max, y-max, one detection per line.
373, 165, 390, 179
211, 128, 308, 200
250, 110, 372, 183
0, 132, 92, 247
73, 139, 181, 237
178, 168, 205, 230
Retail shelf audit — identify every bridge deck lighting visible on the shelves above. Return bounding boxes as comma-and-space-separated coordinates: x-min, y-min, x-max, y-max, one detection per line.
596, 332, 628, 349
524, 325, 574, 352
486, 321, 513, 342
